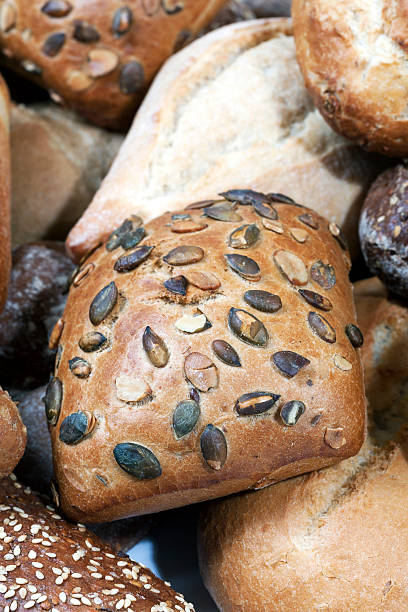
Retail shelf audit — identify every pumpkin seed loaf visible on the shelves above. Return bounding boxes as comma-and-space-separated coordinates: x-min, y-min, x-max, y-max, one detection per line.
50, 191, 366, 522
0, 389, 26, 477
0, 0, 225, 130
0, 474, 195, 611
0, 73, 10, 312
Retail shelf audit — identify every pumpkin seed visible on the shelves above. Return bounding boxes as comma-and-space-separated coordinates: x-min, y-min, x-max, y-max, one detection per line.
48, 317, 64, 350
267, 193, 297, 205
229, 224, 260, 249
209, 339, 240, 367
69, 357, 91, 379
142, 327, 169, 367
298, 213, 319, 229
308, 311, 336, 343
280, 401, 305, 426
42, 32, 65, 57
203, 202, 242, 222
41, 0, 72, 17
173, 400, 200, 438
171, 218, 208, 233
73, 263, 95, 287
44, 377, 62, 426
200, 425, 227, 470
89, 281, 118, 326
79, 331, 107, 352
119, 61, 145, 95
253, 199, 278, 220
59, 411, 95, 445
164, 275, 188, 296
235, 391, 280, 416
262, 219, 284, 233
186, 270, 220, 290
334, 354, 352, 371
274, 250, 308, 286
112, 6, 133, 36
162, 0, 184, 14
290, 227, 309, 243
106, 216, 143, 251
329, 222, 348, 250
114, 246, 154, 272
185, 199, 221, 211
298, 289, 333, 311
87, 49, 119, 78
141, 0, 160, 15
324, 427, 346, 449
272, 351, 310, 378
163, 245, 204, 266
190, 387, 200, 403
310, 261, 336, 289
184, 352, 218, 392
175, 309, 211, 334
220, 189, 268, 206
0, 4, 16, 33
115, 375, 152, 403
228, 307, 268, 346
225, 254, 261, 281
345, 323, 363, 348
120, 227, 145, 250
113, 443, 161, 479
73, 20, 100, 43
244, 290, 282, 313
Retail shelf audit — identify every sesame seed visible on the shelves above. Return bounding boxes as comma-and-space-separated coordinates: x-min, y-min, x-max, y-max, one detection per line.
5, 589, 15, 598
55, 576, 64, 585
6, 565, 16, 572
13, 524, 22, 532
13, 546, 20, 556
72, 549, 85, 561
32, 562, 43, 568
27, 585, 37, 593
15, 578, 27, 584
10, 600, 17, 611
81, 596, 92, 606
0, 584, 6, 593
116, 600, 125, 610
72, 573, 82, 579
59, 593, 67, 603
117, 561, 127, 567
23, 604, 35, 610
35, 571, 44, 580
19, 587, 27, 598
91, 572, 102, 579
70, 598, 81, 606
37, 595, 47, 603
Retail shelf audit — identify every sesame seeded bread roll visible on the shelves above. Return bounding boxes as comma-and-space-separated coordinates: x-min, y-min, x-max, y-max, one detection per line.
0, 389, 26, 478
0, 73, 10, 311
0, 0, 225, 129
0, 473, 195, 611
50, 191, 365, 522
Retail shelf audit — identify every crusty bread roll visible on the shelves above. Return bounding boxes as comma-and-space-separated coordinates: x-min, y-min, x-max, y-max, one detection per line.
52, 192, 365, 522
0, 0, 225, 129
292, 0, 408, 156
0, 389, 26, 477
198, 281, 408, 612
66, 18, 384, 262
10, 103, 123, 246
0, 74, 10, 311
0, 473, 195, 611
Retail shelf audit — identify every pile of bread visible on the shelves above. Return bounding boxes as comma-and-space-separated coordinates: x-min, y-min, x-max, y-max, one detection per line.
0, 0, 406, 610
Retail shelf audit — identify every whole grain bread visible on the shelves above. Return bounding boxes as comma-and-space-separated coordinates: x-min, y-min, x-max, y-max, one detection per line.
0, 389, 26, 477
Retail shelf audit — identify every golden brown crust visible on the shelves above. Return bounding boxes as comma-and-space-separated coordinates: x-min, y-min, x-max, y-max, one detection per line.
292, 0, 408, 156
52, 193, 365, 522
0, 474, 194, 611
0, 0, 225, 129
0, 389, 26, 477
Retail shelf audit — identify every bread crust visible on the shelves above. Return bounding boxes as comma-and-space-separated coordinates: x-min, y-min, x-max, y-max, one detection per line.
0, 389, 26, 477
0, 75, 10, 311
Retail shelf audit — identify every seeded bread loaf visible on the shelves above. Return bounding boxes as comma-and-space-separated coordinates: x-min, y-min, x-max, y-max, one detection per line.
0, 474, 195, 611
0, 73, 10, 311
51, 191, 365, 522
292, 0, 408, 156
0, 0, 225, 129
66, 18, 384, 263
198, 283, 408, 612
0, 389, 26, 477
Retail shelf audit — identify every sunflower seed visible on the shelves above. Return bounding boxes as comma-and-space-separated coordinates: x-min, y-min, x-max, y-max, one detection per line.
142, 327, 169, 367
175, 309, 211, 334
120, 227, 145, 250
220, 189, 267, 206
69, 357, 92, 379
298, 213, 319, 229
274, 250, 308, 286
113, 443, 161, 479
79, 331, 107, 352
42, 32, 65, 57
89, 281, 118, 326
114, 246, 154, 272
49, 317, 64, 350
298, 289, 333, 311
280, 401, 305, 426
106, 217, 142, 251
0, 3, 15, 31
267, 193, 297, 205
163, 245, 204, 266
262, 219, 284, 233
212, 340, 241, 367
235, 391, 280, 416
225, 254, 261, 281
112, 6, 133, 36
229, 224, 260, 249
59, 411, 95, 445
324, 427, 346, 449
253, 199, 278, 220
329, 222, 348, 250
173, 400, 200, 439
185, 270, 220, 291
161, 0, 184, 15
272, 351, 310, 378
310, 261, 336, 289
333, 354, 352, 371
185, 199, 222, 210
200, 425, 227, 470
244, 290, 282, 313
44, 377, 62, 426
87, 49, 119, 78
190, 387, 200, 403
228, 307, 268, 346
115, 375, 152, 402
203, 202, 242, 222
55, 344, 63, 369
308, 311, 336, 343
41, 0, 72, 17
73, 20, 100, 43
164, 275, 188, 295
290, 227, 309, 243
184, 353, 218, 392
119, 61, 145, 95
345, 323, 363, 348
171, 218, 208, 233
73, 263, 95, 287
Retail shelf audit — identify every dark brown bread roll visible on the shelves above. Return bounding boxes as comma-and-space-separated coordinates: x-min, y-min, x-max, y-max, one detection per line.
0, 0, 226, 129
0, 389, 26, 477
359, 164, 408, 299
0, 473, 195, 611
49, 191, 365, 522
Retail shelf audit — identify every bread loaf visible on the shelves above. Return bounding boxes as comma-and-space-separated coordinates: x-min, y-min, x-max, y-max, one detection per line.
198, 281, 408, 612
0, 74, 10, 311
66, 18, 384, 262
0, 0, 225, 129
52, 192, 365, 522
292, 0, 408, 156
0, 389, 26, 477
10, 103, 123, 246
0, 473, 195, 611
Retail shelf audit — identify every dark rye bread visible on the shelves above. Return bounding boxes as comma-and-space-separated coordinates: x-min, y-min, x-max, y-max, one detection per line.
48, 191, 365, 522
0, 474, 195, 611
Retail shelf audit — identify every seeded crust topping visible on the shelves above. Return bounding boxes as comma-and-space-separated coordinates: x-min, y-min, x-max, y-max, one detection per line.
0, 474, 194, 611
51, 190, 364, 521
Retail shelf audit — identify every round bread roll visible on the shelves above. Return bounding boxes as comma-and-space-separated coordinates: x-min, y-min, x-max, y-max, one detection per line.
66, 18, 384, 263
50, 191, 365, 523
0, 73, 10, 311
0, 0, 225, 129
292, 0, 408, 156
198, 282, 408, 612
359, 164, 408, 299
0, 388, 26, 477
0, 473, 195, 611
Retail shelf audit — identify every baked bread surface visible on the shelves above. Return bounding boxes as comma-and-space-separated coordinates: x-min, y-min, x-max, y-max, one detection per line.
0, 388, 26, 477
